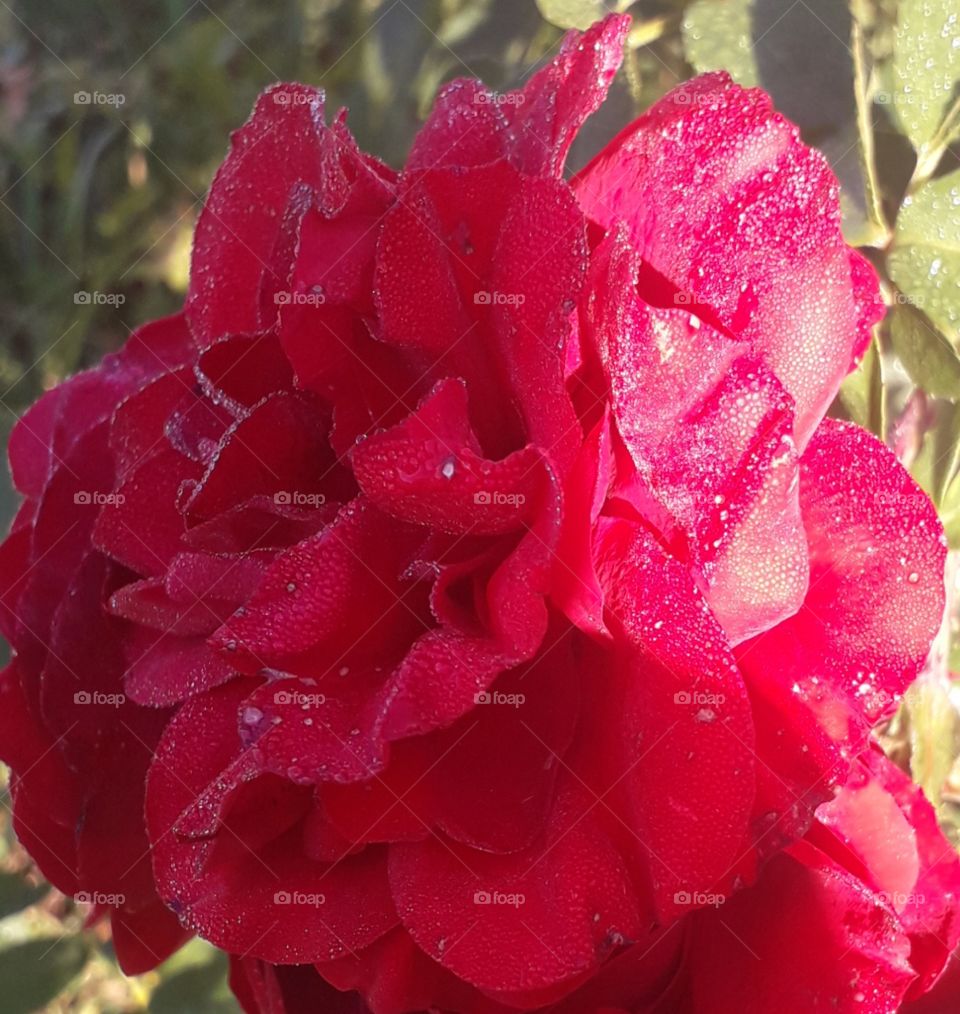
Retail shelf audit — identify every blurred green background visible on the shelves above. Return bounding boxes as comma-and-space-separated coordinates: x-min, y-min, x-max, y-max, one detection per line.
1, 0, 959, 1009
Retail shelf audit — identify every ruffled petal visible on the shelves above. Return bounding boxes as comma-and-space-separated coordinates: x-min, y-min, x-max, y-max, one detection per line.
575, 75, 884, 445
408, 15, 629, 178
680, 843, 915, 1012
736, 421, 946, 844
147, 680, 398, 963
585, 231, 808, 643
592, 518, 756, 920
389, 778, 643, 999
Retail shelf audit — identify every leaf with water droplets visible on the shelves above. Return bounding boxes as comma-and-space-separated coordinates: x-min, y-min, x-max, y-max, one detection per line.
911, 399, 960, 506
938, 467, 960, 547
905, 673, 958, 816
839, 332, 885, 439
890, 301, 960, 400
535, 0, 619, 31
891, 0, 960, 154
889, 171, 960, 340
681, 0, 757, 87
682, 0, 881, 244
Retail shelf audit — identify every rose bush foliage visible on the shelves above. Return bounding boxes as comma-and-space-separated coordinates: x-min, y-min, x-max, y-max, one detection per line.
1, 14, 958, 1013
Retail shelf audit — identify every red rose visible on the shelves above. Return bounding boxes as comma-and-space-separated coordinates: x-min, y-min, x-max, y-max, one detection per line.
0, 13, 956, 1013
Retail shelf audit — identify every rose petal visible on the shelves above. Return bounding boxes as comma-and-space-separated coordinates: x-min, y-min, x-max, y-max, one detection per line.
682, 843, 915, 1012
592, 517, 756, 920
147, 680, 398, 963
736, 421, 946, 843
575, 75, 883, 445
408, 15, 629, 178
389, 778, 643, 997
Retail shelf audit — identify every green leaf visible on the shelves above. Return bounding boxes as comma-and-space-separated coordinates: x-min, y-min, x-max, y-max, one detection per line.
534, 0, 614, 30
906, 674, 957, 814
0, 871, 48, 919
888, 171, 960, 341
891, 0, 960, 154
0, 937, 89, 1014
683, 0, 876, 243
850, 18, 888, 243
933, 408, 960, 504
889, 301, 960, 400
839, 333, 885, 438
682, 0, 757, 86
940, 469, 960, 548
911, 400, 960, 505
150, 945, 238, 1014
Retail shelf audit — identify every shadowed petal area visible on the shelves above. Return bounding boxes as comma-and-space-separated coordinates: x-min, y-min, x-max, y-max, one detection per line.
388, 778, 643, 1001
147, 680, 398, 964
592, 518, 756, 921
